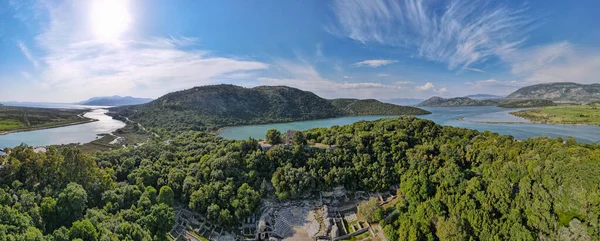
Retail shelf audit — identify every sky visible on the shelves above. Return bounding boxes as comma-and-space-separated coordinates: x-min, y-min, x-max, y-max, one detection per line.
1, 0, 600, 102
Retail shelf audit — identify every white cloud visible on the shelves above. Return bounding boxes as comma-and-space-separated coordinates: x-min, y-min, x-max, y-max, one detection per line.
256, 60, 426, 99
17, 41, 39, 68
416, 82, 447, 94
416, 82, 435, 91
343, 75, 351, 79
503, 42, 573, 75
505, 42, 600, 85
7, 0, 268, 102
352, 59, 397, 68
329, 0, 531, 70
377, 73, 391, 77
395, 81, 413, 85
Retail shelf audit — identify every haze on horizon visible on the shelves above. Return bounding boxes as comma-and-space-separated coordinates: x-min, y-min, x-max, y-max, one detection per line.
1, 0, 600, 103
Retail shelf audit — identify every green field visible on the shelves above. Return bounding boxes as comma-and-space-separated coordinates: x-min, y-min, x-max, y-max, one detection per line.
0, 106, 95, 134
511, 103, 600, 125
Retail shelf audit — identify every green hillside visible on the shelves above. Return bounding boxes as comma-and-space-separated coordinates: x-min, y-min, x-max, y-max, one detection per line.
416, 96, 502, 107
506, 82, 600, 102
498, 99, 557, 108
0, 106, 94, 134
111, 85, 430, 132
331, 98, 430, 116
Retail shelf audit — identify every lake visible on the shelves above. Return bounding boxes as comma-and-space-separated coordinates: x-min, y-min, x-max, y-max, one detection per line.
0, 109, 125, 149
219, 106, 600, 143
2, 106, 599, 149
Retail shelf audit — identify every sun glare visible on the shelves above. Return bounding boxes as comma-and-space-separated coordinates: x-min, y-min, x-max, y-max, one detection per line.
91, 0, 131, 42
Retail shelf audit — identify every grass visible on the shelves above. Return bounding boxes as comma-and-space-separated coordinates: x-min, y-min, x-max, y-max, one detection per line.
53, 124, 151, 154
54, 134, 120, 154
0, 106, 94, 133
190, 231, 209, 241
340, 231, 372, 241
511, 104, 600, 126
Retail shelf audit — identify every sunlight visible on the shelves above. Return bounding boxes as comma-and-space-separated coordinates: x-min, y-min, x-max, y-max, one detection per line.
90, 0, 131, 42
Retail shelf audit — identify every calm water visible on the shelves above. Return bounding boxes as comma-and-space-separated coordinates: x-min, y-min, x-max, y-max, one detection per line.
219, 106, 600, 143
0, 109, 125, 149
218, 116, 396, 140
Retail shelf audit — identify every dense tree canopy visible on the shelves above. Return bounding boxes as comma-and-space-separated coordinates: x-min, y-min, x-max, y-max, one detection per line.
1, 116, 599, 240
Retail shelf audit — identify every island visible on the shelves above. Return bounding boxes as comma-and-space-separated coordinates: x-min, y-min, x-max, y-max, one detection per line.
511, 102, 600, 125
0, 106, 96, 134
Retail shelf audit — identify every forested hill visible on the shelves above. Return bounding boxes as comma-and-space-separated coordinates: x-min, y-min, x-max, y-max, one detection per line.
416, 96, 501, 107
110, 84, 430, 132
506, 82, 600, 102
498, 99, 557, 108
331, 98, 428, 116
463, 94, 504, 100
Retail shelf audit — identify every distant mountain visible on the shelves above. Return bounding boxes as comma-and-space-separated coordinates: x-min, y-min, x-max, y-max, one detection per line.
382, 98, 425, 106
79, 96, 153, 106
331, 99, 428, 116
110, 85, 430, 131
498, 99, 557, 108
506, 82, 600, 103
416, 97, 502, 107
464, 94, 504, 100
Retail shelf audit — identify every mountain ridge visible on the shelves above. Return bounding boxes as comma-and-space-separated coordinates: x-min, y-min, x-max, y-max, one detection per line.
416, 96, 502, 107
78, 95, 153, 106
506, 82, 600, 102
464, 94, 504, 100
110, 84, 430, 131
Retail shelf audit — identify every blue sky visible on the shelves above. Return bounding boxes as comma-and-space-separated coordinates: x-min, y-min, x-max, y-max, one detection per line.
1, 0, 600, 102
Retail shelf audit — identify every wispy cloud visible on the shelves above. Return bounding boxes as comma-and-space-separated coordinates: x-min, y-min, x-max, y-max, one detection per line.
7, 0, 268, 102
17, 41, 39, 68
20, 71, 32, 79
352, 59, 397, 68
257, 60, 422, 99
505, 42, 600, 85
465, 67, 485, 73
464, 79, 522, 95
329, 0, 532, 70
377, 73, 391, 77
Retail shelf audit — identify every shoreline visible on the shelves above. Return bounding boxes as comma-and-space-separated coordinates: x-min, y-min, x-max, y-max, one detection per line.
212, 114, 409, 136
0, 118, 99, 136
508, 112, 600, 127
0, 109, 99, 135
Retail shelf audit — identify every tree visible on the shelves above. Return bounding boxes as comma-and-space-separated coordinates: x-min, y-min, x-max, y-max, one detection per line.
292, 131, 307, 145
68, 219, 98, 241
265, 129, 282, 145
157, 186, 175, 206
23, 226, 45, 241
358, 197, 381, 223
141, 203, 175, 239
40, 197, 57, 232
57, 183, 88, 227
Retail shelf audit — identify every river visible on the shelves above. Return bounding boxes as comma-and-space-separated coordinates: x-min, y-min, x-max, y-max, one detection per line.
0, 109, 126, 149
219, 106, 600, 143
